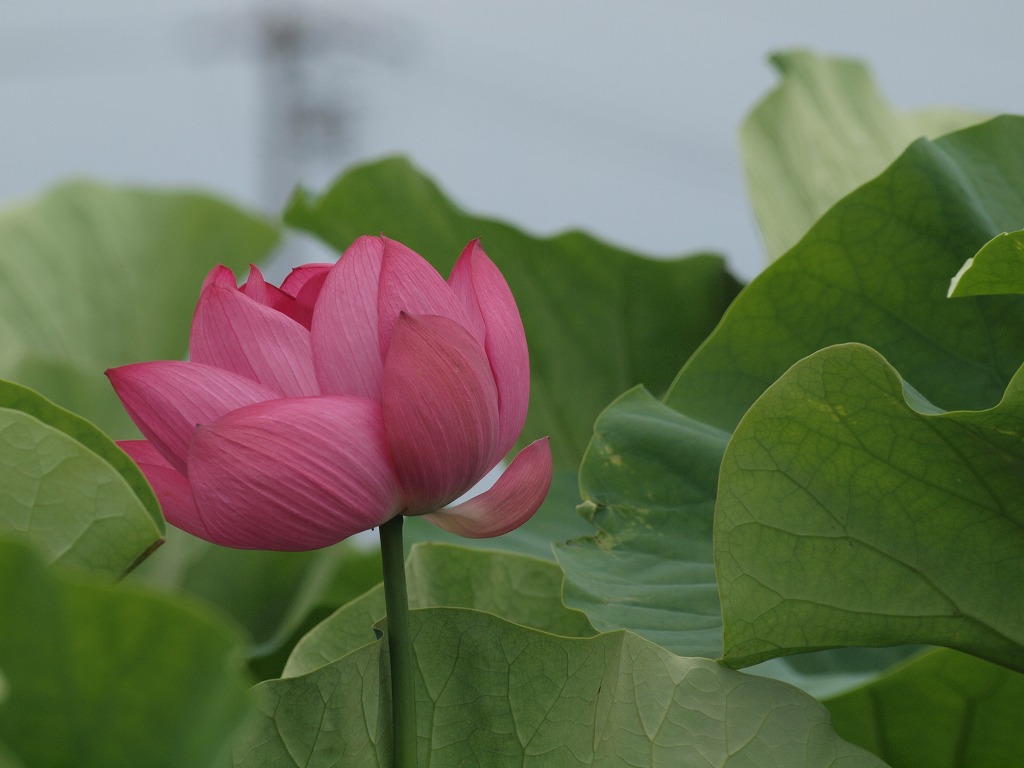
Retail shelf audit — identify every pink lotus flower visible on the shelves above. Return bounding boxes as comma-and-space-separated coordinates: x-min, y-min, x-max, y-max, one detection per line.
108, 236, 552, 550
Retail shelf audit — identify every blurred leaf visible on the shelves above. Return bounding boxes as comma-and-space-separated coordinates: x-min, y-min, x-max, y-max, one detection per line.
0, 379, 162, 576
556, 386, 726, 658
717, 343, 1024, 671
130, 527, 382, 679
825, 648, 1024, 767
285, 157, 742, 469
0, 538, 252, 768
284, 543, 595, 677
948, 230, 1024, 297
0, 182, 279, 437
743, 50, 986, 260
239, 608, 886, 768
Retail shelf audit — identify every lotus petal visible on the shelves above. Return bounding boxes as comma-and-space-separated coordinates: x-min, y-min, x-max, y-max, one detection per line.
425, 437, 552, 537
241, 264, 295, 314
448, 240, 530, 461
312, 236, 386, 397
191, 281, 319, 397
106, 361, 278, 474
383, 313, 499, 513
188, 396, 401, 550
117, 439, 212, 540
376, 237, 476, 357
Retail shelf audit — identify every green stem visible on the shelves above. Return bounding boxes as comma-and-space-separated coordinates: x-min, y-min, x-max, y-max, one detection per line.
380, 515, 417, 767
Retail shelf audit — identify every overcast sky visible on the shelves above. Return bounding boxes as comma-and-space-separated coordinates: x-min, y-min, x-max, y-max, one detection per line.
2, 0, 1021, 279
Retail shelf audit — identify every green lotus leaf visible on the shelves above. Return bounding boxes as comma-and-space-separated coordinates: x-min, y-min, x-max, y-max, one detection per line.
0, 379, 161, 576
238, 608, 886, 768
717, 343, 1024, 671
948, 229, 1024, 297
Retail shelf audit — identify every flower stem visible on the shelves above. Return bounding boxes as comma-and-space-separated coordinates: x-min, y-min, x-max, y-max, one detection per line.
380, 515, 417, 767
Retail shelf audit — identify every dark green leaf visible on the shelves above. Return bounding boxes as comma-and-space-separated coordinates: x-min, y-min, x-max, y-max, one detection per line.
825, 648, 1024, 767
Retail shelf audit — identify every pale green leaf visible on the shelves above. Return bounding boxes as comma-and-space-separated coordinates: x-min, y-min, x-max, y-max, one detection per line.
284, 544, 595, 677
0, 379, 162, 576
239, 608, 886, 768
743, 50, 987, 260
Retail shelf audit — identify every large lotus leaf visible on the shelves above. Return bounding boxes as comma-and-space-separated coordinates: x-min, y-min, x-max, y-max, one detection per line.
0, 379, 162, 576
129, 527, 383, 679
0, 538, 252, 768
743, 50, 986, 260
237, 608, 886, 768
824, 648, 1024, 767
556, 386, 726, 658
717, 343, 1024, 671
554, 387, 919, 693
672, 116, 1024, 431
948, 229, 1024, 297
285, 157, 742, 469
558, 118, 1024, 686
284, 543, 595, 677
0, 182, 279, 437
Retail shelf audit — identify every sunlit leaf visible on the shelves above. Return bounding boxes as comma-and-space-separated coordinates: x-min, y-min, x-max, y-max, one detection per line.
948, 229, 1024, 297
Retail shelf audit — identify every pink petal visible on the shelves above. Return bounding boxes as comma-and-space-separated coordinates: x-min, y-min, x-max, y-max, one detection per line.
448, 240, 530, 462
382, 313, 499, 513
241, 264, 295, 314
106, 361, 278, 474
117, 439, 213, 541
312, 236, 387, 398
424, 437, 552, 538
281, 262, 333, 297
200, 265, 238, 293
376, 237, 477, 359
190, 281, 319, 397
187, 396, 402, 550
290, 267, 330, 330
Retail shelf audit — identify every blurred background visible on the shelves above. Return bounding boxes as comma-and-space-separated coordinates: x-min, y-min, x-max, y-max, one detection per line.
1, 0, 1019, 280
